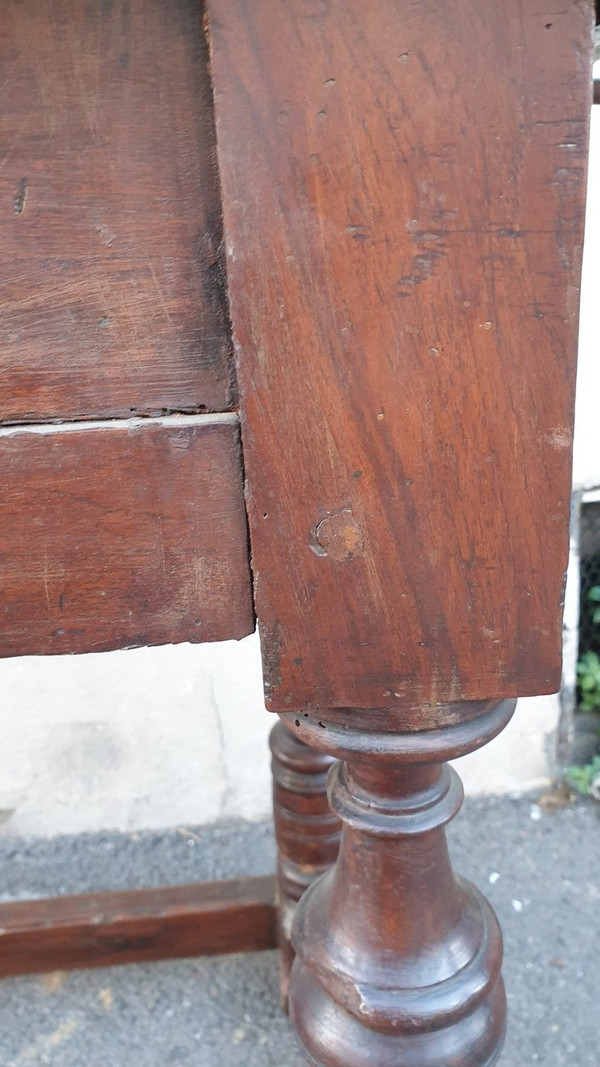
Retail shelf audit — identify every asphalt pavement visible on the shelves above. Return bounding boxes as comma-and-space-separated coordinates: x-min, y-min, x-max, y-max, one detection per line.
0, 793, 598, 1066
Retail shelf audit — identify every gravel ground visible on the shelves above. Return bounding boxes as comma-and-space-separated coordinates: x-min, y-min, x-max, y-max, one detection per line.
0, 793, 598, 1066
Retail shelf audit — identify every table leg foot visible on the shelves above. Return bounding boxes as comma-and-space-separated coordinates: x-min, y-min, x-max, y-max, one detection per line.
282, 699, 515, 1066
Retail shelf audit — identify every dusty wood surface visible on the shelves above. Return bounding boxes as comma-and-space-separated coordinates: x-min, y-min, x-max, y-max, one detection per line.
209, 0, 592, 713
0, 0, 234, 422
0, 876, 276, 976
0, 416, 254, 656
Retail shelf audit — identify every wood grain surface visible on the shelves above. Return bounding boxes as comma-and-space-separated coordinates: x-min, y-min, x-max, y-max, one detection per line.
209, 0, 592, 712
0, 416, 253, 656
269, 722, 341, 1008
0, 0, 234, 422
0, 876, 276, 976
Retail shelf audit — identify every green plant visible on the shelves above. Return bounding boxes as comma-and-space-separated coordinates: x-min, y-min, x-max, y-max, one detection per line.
575, 587, 600, 712
586, 585, 600, 626
565, 754, 600, 798
566, 587, 600, 799
576, 650, 600, 711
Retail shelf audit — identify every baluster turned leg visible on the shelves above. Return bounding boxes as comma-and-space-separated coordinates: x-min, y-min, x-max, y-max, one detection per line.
208, 0, 590, 1060
283, 700, 516, 1067
270, 722, 341, 1010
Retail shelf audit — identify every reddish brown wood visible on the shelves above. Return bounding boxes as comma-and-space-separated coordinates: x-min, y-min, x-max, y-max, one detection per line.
210, 0, 591, 1062
0, 0, 234, 422
0, 416, 253, 656
209, 0, 591, 713
270, 722, 341, 1009
0, 1, 591, 1060
0, 876, 276, 977
283, 702, 516, 1066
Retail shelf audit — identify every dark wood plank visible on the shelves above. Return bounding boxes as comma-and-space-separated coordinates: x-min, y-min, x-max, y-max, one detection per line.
0, 876, 276, 976
209, 0, 591, 712
0, 0, 234, 422
0, 416, 253, 656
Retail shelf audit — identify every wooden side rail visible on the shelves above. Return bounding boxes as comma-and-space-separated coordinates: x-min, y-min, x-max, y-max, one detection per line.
0, 2, 254, 657
1, 0, 234, 422
0, 415, 253, 656
0, 876, 276, 978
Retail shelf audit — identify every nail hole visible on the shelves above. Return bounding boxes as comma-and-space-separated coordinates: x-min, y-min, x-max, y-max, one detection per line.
294, 719, 300, 727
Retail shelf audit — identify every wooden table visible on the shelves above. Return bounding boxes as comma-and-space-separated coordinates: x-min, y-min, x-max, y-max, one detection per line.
0, 1, 593, 1063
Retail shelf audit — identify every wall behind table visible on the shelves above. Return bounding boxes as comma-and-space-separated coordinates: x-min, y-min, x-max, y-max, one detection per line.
0, 633, 561, 837
0, 637, 268, 836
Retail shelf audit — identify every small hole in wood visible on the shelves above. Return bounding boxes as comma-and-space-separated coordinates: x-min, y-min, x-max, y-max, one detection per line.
295, 719, 300, 727
545, 22, 552, 28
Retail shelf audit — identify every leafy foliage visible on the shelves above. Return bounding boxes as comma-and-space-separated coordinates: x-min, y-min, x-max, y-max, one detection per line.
586, 585, 600, 626
566, 755, 600, 797
576, 650, 600, 712
568, 587, 600, 797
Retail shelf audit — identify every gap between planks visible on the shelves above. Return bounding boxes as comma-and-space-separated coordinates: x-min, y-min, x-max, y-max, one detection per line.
0, 411, 239, 438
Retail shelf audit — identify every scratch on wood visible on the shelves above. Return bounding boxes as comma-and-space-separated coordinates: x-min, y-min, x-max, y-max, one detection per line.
544, 426, 572, 450
43, 546, 50, 609
13, 178, 27, 215
262, 619, 283, 689
396, 224, 446, 296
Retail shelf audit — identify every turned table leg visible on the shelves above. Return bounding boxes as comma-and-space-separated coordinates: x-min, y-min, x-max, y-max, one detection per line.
270, 722, 341, 1009
208, 0, 590, 1061
282, 700, 516, 1067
